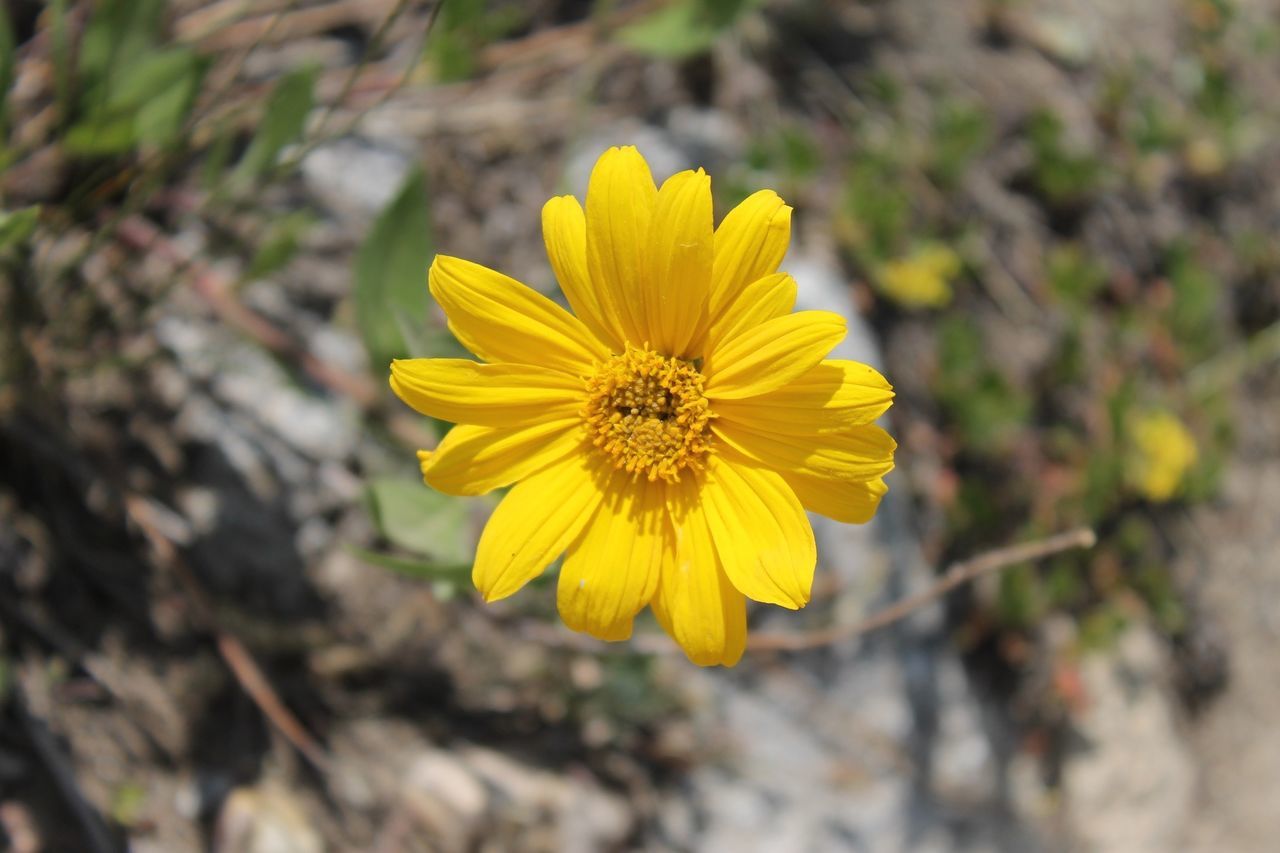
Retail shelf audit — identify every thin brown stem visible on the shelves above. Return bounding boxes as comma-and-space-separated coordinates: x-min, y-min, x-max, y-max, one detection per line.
123, 493, 332, 775
745, 527, 1097, 652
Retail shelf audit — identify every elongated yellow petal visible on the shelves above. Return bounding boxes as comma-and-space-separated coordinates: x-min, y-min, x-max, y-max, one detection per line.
585, 146, 657, 347
704, 311, 846, 400
713, 420, 897, 481
645, 169, 712, 357
542, 195, 620, 351
702, 455, 814, 609
713, 359, 893, 434
703, 272, 796, 354
557, 477, 666, 641
473, 453, 606, 602
429, 255, 607, 375
784, 472, 888, 524
650, 482, 746, 666
421, 420, 582, 496
390, 358, 584, 427
711, 190, 791, 319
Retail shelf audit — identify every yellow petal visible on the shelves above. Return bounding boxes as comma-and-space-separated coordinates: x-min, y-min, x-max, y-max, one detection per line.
713, 420, 897, 481
784, 472, 888, 524
711, 190, 791, 320
702, 455, 814, 609
585, 146, 657, 347
390, 358, 583, 427
645, 169, 713, 357
712, 359, 894, 434
649, 482, 746, 667
473, 452, 606, 602
542, 195, 621, 351
429, 255, 607, 375
421, 420, 582, 496
703, 272, 796, 353
557, 477, 666, 641
704, 311, 846, 400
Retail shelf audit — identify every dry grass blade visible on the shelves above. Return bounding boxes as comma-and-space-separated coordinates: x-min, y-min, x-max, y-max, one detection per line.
123, 494, 333, 777
10, 687, 117, 853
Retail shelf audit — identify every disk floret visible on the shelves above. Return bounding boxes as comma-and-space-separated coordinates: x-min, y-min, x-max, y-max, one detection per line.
583, 345, 713, 482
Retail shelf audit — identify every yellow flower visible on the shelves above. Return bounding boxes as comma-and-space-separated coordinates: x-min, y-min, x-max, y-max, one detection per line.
390, 147, 896, 666
1125, 410, 1198, 503
876, 243, 961, 309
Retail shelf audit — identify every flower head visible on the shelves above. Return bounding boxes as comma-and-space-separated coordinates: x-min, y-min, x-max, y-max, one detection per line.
1125, 409, 1197, 502
876, 243, 961, 309
390, 147, 896, 666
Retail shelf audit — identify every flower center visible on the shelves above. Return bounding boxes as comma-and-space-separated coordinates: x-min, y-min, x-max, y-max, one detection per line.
582, 345, 714, 483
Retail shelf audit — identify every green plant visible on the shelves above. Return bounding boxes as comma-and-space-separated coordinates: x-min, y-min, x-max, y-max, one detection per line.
618, 0, 763, 59
1026, 108, 1104, 206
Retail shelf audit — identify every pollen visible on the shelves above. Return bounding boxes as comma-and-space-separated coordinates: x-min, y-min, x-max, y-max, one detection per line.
582, 345, 714, 483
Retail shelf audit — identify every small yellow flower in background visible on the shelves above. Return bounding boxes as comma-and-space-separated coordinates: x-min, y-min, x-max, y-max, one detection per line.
1125, 410, 1198, 502
390, 147, 896, 666
875, 243, 961, 309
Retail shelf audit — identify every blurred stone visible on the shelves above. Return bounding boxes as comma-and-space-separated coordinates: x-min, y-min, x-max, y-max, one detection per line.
401, 751, 488, 853
302, 138, 413, 220
461, 746, 632, 853
213, 784, 323, 853
1060, 627, 1194, 853
0, 801, 41, 853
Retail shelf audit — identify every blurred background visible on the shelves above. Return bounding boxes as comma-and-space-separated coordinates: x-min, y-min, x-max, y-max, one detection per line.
2, 0, 1278, 850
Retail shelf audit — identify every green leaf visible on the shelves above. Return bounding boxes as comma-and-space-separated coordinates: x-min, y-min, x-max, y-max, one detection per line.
202, 121, 236, 189
618, 2, 719, 59
365, 477, 477, 565
79, 0, 165, 85
64, 48, 205, 154
353, 169, 433, 368
62, 114, 139, 155
124, 50, 206, 146
618, 0, 759, 59
246, 212, 315, 279
0, 5, 14, 132
348, 545, 470, 582
425, 0, 526, 82
0, 207, 40, 251
232, 65, 319, 181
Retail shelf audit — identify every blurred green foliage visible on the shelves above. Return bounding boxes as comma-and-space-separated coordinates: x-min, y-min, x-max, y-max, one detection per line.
1046, 244, 1108, 308
354, 168, 436, 371
65, 0, 208, 155
361, 477, 480, 592
935, 317, 1031, 454
245, 212, 318, 282
0, 207, 40, 254
928, 100, 991, 190
427, 0, 525, 81
620, 0, 762, 59
0, 7, 15, 136
1025, 109, 1104, 206
842, 153, 911, 260
232, 65, 319, 181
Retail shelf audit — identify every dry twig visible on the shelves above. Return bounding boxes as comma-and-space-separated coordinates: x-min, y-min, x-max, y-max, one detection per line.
745, 527, 1097, 652
123, 493, 333, 776
114, 215, 379, 407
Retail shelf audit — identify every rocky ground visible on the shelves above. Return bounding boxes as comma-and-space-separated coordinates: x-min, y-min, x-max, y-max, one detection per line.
3, 0, 1280, 851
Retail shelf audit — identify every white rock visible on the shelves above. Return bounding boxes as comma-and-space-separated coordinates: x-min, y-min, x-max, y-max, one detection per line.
302, 138, 412, 220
